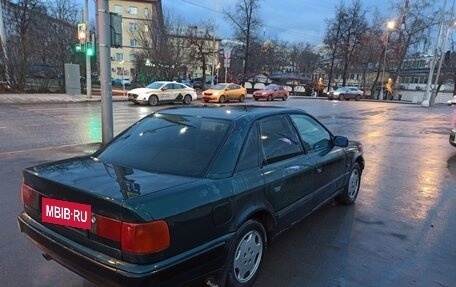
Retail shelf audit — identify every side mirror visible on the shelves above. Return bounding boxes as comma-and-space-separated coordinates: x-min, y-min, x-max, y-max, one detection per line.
334, 136, 349, 147
162, 87, 168, 91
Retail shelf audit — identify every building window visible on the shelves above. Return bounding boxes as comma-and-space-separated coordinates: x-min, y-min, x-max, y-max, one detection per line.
144, 8, 149, 16
114, 5, 122, 13
130, 39, 137, 47
115, 53, 123, 61
128, 7, 137, 15
144, 24, 149, 32
129, 23, 138, 32
129, 54, 136, 62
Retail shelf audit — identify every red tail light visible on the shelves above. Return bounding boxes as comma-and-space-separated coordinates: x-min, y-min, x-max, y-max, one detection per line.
92, 214, 170, 255
21, 183, 39, 209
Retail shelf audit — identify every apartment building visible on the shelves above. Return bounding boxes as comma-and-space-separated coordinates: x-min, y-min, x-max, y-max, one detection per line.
108, 0, 162, 82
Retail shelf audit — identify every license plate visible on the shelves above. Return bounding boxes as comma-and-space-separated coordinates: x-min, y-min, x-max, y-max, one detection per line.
42, 197, 92, 230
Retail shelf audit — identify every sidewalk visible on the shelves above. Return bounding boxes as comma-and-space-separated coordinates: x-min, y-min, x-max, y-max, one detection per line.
0, 92, 128, 104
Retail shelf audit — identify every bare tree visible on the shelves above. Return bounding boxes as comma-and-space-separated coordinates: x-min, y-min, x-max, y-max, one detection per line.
46, 0, 80, 91
7, 0, 45, 90
130, 10, 190, 84
186, 23, 216, 90
389, 0, 437, 77
225, 0, 262, 84
324, 0, 368, 88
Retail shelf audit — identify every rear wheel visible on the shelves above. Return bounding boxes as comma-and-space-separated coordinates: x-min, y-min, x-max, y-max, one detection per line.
239, 95, 245, 102
183, 94, 192, 105
282, 95, 287, 101
148, 95, 158, 106
225, 220, 266, 287
219, 95, 226, 103
267, 95, 272, 101
254, 98, 259, 101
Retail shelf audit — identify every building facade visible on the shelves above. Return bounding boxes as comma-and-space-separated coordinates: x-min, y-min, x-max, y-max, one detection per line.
108, 0, 162, 82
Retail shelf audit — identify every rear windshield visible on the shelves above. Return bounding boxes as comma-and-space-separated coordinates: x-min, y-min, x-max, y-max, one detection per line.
95, 113, 231, 177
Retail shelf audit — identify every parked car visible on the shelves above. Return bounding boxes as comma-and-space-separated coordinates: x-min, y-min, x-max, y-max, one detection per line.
447, 95, 456, 105
450, 128, 456, 147
127, 81, 197, 105
202, 83, 247, 103
121, 78, 132, 86
18, 105, 364, 287
328, 86, 363, 101
253, 84, 289, 101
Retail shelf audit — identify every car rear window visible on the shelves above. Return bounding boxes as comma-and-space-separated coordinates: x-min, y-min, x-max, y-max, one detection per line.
95, 114, 231, 177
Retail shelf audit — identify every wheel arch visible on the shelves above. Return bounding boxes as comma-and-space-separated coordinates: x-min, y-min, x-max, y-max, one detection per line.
231, 205, 277, 243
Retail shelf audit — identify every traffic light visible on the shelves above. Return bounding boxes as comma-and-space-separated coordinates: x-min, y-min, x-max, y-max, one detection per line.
86, 41, 94, 56
77, 23, 86, 42
75, 43, 85, 53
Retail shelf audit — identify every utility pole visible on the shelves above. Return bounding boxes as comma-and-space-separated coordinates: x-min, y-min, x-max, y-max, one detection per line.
96, 0, 113, 144
210, 0, 217, 87
85, 0, 92, 98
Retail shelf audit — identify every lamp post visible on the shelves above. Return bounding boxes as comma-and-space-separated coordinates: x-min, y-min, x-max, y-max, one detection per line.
379, 20, 395, 101
120, 60, 125, 95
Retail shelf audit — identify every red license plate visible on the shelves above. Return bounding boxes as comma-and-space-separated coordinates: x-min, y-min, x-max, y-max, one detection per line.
42, 197, 92, 230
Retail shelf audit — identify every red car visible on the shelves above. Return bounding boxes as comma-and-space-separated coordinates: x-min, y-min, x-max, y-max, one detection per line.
253, 84, 289, 101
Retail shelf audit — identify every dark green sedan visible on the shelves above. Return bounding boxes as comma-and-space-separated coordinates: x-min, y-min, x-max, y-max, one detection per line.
18, 105, 364, 287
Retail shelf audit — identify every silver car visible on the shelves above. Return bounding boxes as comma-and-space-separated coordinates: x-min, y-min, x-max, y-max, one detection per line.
328, 87, 363, 101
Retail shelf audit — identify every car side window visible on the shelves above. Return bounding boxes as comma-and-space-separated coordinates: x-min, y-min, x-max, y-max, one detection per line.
289, 114, 332, 152
236, 124, 260, 172
165, 83, 174, 90
259, 115, 302, 164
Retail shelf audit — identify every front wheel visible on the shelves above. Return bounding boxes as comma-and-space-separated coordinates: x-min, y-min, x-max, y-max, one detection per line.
337, 163, 361, 205
282, 95, 287, 101
148, 95, 158, 106
225, 220, 266, 287
239, 94, 245, 102
355, 95, 361, 101
219, 95, 226, 103
183, 94, 192, 105
338, 94, 344, 101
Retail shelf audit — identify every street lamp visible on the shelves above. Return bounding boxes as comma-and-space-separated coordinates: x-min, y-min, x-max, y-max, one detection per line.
379, 20, 395, 101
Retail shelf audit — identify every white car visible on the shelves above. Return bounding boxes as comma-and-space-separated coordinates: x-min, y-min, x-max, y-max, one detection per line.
447, 95, 456, 105
127, 81, 197, 106
121, 78, 132, 86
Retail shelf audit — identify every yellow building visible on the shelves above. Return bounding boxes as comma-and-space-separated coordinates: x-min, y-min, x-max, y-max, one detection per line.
108, 0, 162, 82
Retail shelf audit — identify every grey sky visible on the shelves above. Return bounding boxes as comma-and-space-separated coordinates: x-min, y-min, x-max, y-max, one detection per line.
162, 0, 393, 45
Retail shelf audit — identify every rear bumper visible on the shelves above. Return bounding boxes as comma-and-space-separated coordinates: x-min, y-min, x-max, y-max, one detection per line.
18, 212, 231, 287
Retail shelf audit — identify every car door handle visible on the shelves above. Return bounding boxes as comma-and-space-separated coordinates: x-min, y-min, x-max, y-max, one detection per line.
316, 166, 323, 173
273, 185, 282, 192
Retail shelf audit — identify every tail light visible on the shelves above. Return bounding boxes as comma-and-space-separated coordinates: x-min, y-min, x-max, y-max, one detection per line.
21, 183, 39, 209
92, 214, 170, 255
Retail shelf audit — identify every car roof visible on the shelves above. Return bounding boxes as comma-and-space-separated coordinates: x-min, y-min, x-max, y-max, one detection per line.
154, 105, 305, 121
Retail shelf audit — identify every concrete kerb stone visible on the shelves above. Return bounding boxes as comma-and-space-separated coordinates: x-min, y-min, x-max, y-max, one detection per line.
0, 93, 128, 104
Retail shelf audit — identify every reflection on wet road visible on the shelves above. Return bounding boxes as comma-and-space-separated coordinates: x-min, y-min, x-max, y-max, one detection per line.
0, 99, 455, 286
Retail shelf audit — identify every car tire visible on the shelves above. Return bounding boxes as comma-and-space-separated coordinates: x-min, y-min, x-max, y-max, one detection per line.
282, 95, 287, 101
355, 95, 361, 101
225, 220, 266, 287
219, 95, 226, 103
148, 95, 158, 106
339, 94, 344, 101
239, 95, 245, 102
337, 162, 361, 205
254, 98, 259, 101
267, 95, 272, 101
183, 94, 192, 105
